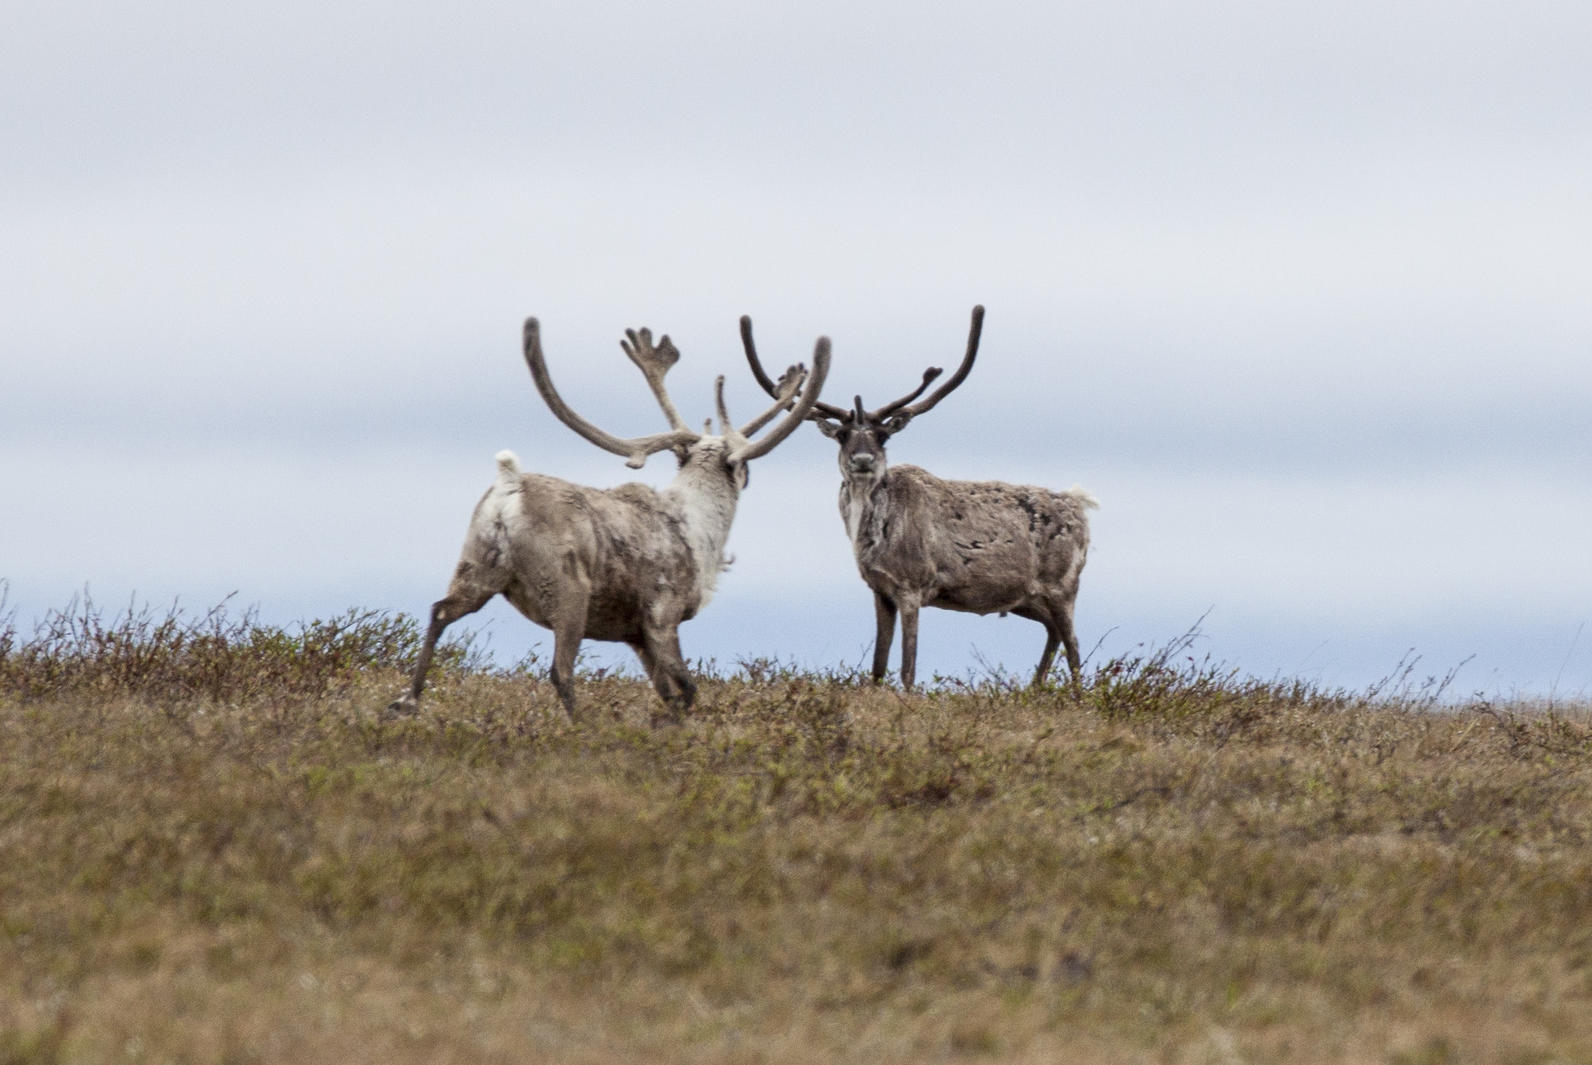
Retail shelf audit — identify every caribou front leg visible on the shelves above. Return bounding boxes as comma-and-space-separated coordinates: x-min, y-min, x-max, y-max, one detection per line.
871, 591, 897, 684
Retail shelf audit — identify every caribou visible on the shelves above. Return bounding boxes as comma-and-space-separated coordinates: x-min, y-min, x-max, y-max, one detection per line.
389, 317, 830, 723
742, 305, 1096, 690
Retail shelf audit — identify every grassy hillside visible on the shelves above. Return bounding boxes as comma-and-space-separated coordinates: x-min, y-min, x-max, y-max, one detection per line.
3, 596, 1592, 1063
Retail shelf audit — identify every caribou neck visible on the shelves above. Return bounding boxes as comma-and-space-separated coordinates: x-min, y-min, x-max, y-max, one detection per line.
664, 444, 742, 607
840, 467, 891, 557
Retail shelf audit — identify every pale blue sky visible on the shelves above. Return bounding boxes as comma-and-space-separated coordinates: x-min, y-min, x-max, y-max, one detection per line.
4, 0, 1589, 697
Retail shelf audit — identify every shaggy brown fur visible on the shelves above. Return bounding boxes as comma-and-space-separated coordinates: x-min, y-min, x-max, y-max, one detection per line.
836, 456, 1095, 688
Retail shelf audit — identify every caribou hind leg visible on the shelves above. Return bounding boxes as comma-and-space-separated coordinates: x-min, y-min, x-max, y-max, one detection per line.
1021, 600, 1083, 689
1032, 620, 1063, 688
640, 625, 696, 726
1058, 603, 1082, 684
547, 588, 591, 722
387, 562, 503, 717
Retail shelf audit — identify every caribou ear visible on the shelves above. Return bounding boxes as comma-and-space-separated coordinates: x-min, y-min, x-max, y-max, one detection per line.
816, 419, 845, 440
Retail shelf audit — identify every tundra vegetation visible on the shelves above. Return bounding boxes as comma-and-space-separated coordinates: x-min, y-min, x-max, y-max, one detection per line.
4, 591, 1592, 1064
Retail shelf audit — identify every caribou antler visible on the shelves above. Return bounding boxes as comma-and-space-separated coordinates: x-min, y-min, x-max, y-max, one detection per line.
741, 315, 851, 422
620, 327, 692, 433
722, 361, 805, 440
868, 366, 943, 422
719, 344, 826, 452
741, 307, 980, 427
522, 318, 700, 469
727, 338, 831, 464
897, 304, 983, 420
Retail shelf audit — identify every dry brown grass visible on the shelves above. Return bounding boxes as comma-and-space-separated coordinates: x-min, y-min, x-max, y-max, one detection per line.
3, 596, 1592, 1063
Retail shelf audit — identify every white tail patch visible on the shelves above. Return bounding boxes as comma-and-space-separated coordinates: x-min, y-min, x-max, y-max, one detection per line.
1068, 485, 1101, 510
495, 450, 522, 480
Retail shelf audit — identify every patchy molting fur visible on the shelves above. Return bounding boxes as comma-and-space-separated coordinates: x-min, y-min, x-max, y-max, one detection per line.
833, 446, 1097, 689
839, 465, 1095, 612
391, 442, 747, 724
486, 447, 740, 634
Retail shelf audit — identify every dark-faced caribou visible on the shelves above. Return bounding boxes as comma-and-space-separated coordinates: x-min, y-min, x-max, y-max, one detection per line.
742, 305, 1096, 690
389, 317, 830, 723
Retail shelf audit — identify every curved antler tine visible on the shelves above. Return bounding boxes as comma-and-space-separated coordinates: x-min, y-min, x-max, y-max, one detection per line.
620, 327, 691, 432
735, 361, 805, 438
713, 375, 737, 438
868, 366, 945, 420
523, 317, 699, 469
728, 337, 832, 463
901, 303, 984, 419
738, 317, 778, 395
740, 314, 850, 421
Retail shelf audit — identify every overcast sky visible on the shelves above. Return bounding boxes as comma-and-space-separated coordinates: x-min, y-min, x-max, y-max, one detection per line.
4, 0, 1589, 699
